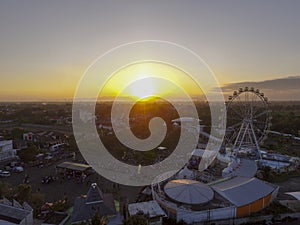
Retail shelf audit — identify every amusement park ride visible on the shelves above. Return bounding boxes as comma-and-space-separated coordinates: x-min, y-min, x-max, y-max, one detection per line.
225, 87, 271, 158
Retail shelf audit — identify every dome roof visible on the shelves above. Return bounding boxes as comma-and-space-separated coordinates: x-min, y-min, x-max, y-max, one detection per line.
164, 179, 214, 205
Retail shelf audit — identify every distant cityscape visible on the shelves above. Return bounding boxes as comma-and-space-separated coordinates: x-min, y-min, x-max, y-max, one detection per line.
0, 88, 299, 225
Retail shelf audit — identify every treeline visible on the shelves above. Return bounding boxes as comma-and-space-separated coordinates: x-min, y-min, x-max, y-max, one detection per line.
270, 102, 300, 135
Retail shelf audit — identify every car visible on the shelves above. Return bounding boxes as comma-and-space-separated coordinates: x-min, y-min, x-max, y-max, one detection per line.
0, 170, 11, 177
12, 166, 24, 173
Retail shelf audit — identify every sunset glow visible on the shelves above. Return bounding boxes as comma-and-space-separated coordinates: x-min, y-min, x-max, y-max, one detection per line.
0, 1, 299, 101
128, 76, 158, 99
99, 62, 204, 101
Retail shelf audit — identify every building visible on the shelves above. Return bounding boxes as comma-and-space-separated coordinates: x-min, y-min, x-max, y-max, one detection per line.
211, 177, 278, 217
0, 198, 33, 225
171, 117, 203, 133
164, 180, 214, 205
0, 140, 17, 162
281, 191, 300, 212
56, 162, 92, 177
128, 201, 166, 225
286, 191, 300, 201
49, 143, 65, 152
23, 131, 68, 148
23, 132, 35, 142
152, 175, 278, 223
71, 183, 116, 224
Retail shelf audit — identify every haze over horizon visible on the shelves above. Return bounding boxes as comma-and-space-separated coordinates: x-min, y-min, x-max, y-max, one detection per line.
0, 1, 300, 101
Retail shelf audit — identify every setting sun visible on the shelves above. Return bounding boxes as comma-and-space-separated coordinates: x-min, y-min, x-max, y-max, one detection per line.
99, 62, 204, 100
128, 76, 158, 99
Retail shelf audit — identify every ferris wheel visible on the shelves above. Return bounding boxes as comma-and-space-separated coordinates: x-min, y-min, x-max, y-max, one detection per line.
225, 87, 271, 156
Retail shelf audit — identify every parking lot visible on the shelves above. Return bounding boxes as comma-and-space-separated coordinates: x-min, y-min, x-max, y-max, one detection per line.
1, 158, 142, 207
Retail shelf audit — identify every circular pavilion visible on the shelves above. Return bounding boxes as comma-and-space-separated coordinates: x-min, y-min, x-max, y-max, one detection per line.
164, 179, 214, 205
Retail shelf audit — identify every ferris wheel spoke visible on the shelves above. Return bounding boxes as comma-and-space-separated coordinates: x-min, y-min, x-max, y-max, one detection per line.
228, 131, 239, 144
251, 93, 261, 115
252, 122, 266, 130
245, 91, 250, 115
252, 103, 267, 116
251, 92, 255, 116
228, 121, 242, 130
253, 110, 268, 119
235, 96, 246, 117
253, 125, 266, 132
237, 95, 246, 114
253, 125, 263, 134
228, 106, 244, 119
227, 119, 243, 128
227, 119, 243, 125
254, 123, 267, 134
252, 108, 263, 117
253, 120, 268, 125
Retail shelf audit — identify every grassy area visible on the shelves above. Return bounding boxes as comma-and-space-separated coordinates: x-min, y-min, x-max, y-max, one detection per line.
268, 169, 300, 183
261, 136, 300, 158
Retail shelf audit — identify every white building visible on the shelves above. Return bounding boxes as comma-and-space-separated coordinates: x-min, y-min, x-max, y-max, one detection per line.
23, 132, 35, 142
128, 201, 166, 225
0, 140, 17, 162
49, 143, 65, 152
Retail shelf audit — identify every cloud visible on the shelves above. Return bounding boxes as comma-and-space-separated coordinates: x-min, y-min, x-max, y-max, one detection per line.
220, 76, 300, 101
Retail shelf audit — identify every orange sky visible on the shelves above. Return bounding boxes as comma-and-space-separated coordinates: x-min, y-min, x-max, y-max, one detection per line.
0, 1, 299, 101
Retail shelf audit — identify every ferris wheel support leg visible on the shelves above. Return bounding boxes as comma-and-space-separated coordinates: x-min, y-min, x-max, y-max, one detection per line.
233, 121, 246, 152
237, 122, 250, 151
249, 122, 262, 159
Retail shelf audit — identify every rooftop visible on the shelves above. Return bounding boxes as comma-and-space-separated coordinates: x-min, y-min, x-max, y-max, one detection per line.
86, 183, 104, 204
164, 179, 214, 205
71, 183, 116, 224
128, 200, 166, 218
0, 140, 12, 147
211, 177, 276, 207
0, 199, 32, 224
56, 161, 91, 172
285, 191, 300, 201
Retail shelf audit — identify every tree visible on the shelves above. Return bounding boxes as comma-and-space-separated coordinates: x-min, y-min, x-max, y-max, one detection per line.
16, 184, 31, 203
67, 135, 79, 152
177, 220, 188, 225
123, 213, 147, 225
89, 213, 107, 225
0, 182, 14, 200
52, 199, 67, 212
11, 128, 26, 139
163, 218, 188, 225
261, 166, 272, 180
30, 192, 45, 216
18, 143, 39, 162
